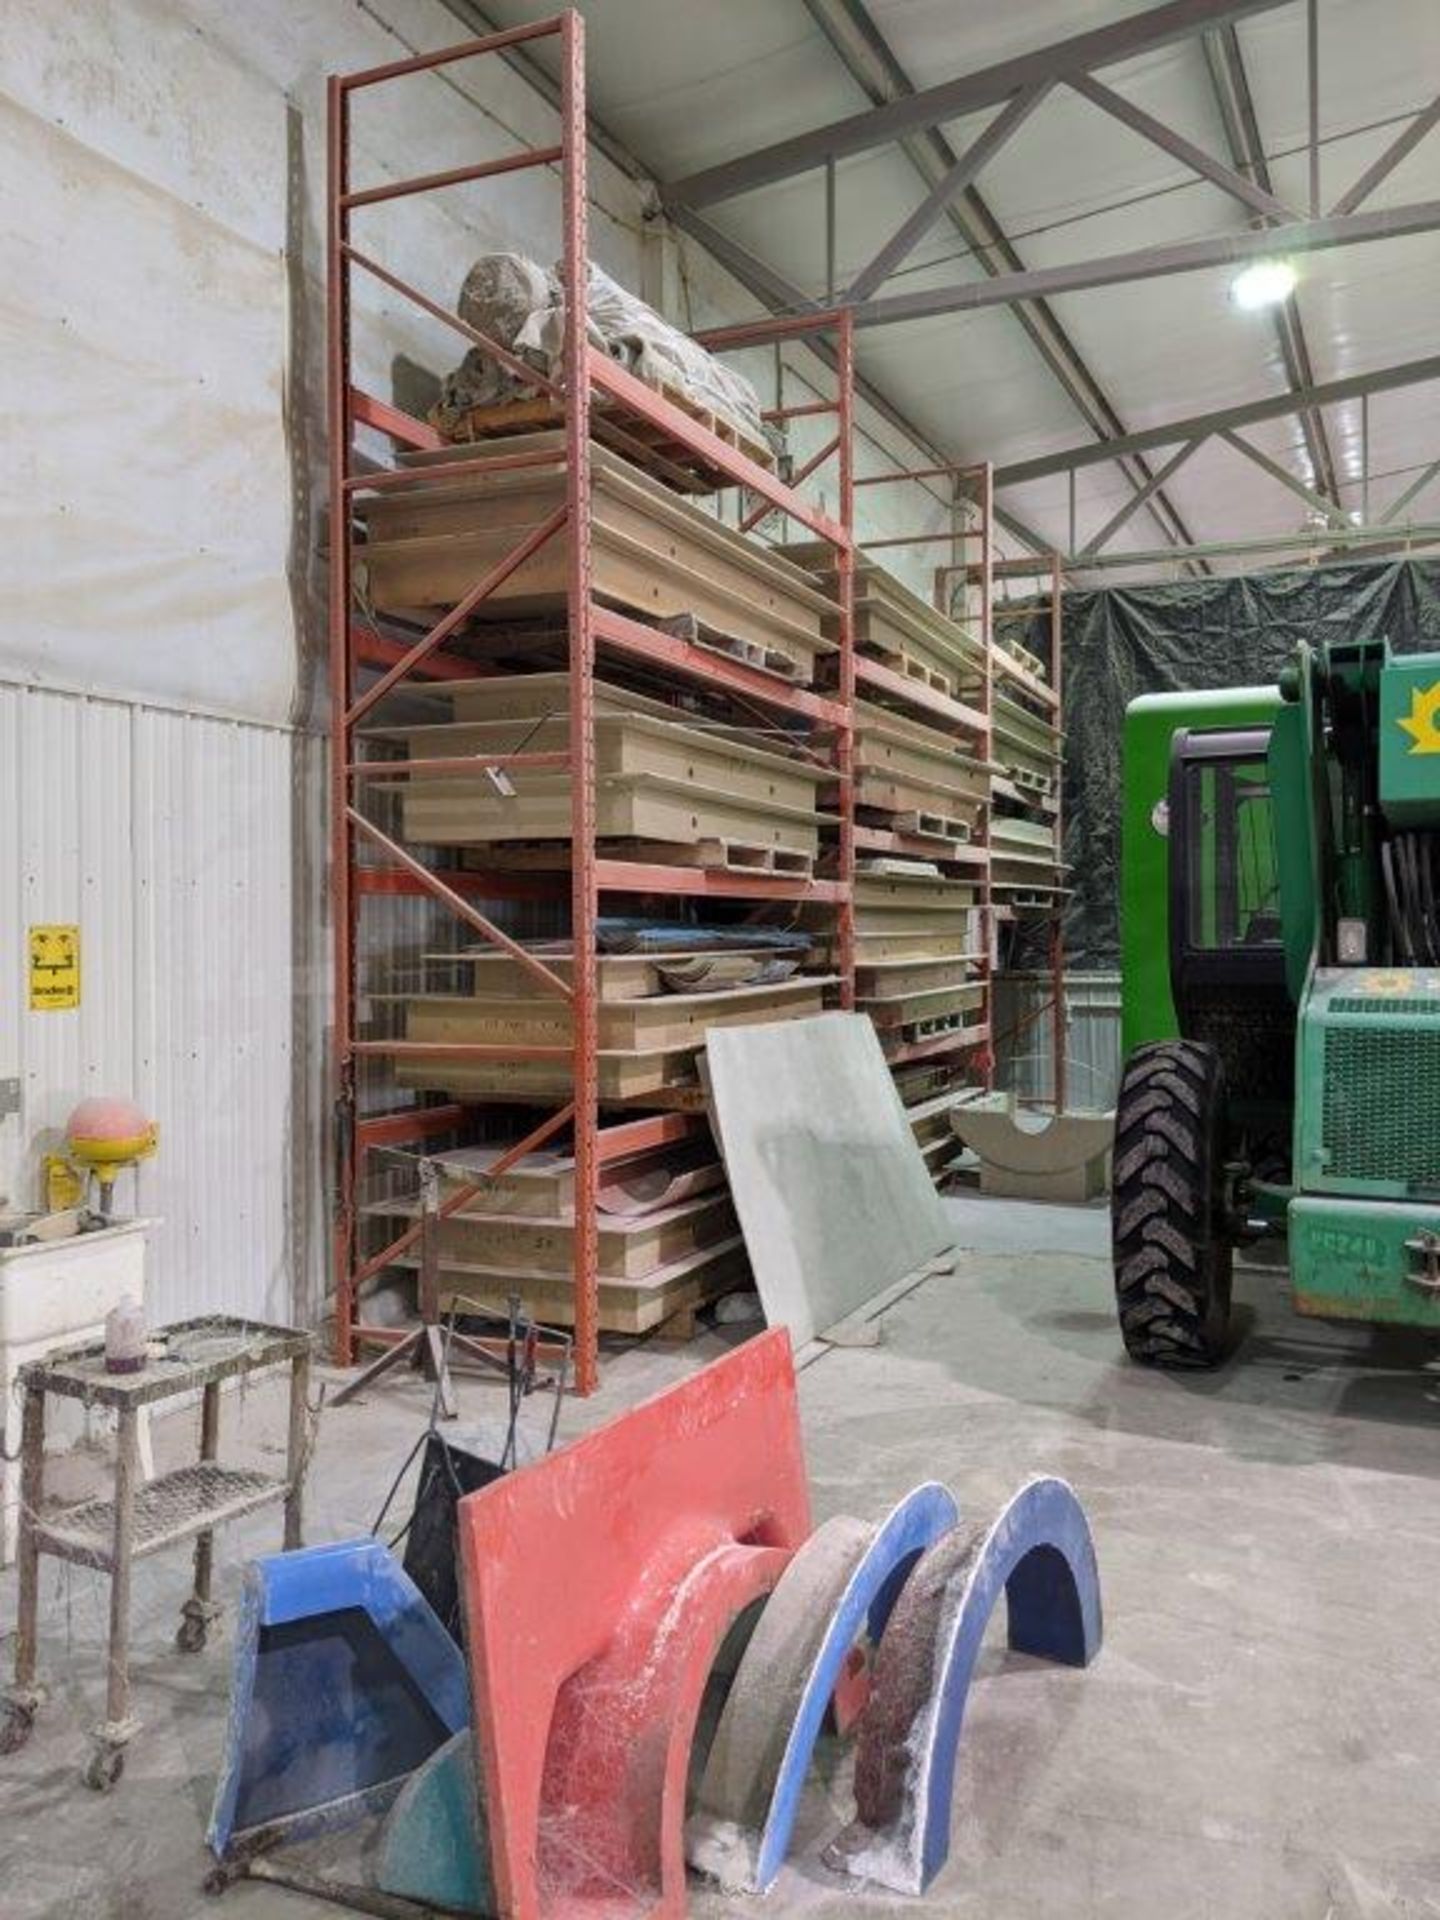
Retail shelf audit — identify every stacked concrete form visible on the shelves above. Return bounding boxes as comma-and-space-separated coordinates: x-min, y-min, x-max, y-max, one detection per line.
780, 545, 1069, 1174
350, 428, 849, 1338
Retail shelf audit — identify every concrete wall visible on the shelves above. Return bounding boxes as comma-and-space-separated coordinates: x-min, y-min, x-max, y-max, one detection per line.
0, 0, 955, 1326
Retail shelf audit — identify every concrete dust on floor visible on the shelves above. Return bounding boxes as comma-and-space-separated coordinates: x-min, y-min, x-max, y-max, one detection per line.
3, 1192, 1439, 1917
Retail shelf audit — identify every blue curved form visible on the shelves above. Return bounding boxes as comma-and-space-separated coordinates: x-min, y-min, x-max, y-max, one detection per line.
828, 1475, 1101, 1895
208, 1539, 469, 1861
688, 1480, 958, 1894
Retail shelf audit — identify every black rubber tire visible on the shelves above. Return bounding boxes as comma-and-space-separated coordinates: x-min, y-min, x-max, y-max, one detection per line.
1112, 1039, 1233, 1367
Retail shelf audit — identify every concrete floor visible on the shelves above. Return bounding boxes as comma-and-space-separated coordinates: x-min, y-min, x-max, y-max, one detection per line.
4, 1193, 1440, 1918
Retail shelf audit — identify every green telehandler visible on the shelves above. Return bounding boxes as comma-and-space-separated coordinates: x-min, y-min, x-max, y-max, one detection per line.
1112, 634, 1440, 1365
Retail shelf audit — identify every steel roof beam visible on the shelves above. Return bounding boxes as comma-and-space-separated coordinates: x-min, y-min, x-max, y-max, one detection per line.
1330, 91, 1440, 217
1202, 25, 1340, 507
1380, 454, 1440, 525
997, 353, 1440, 486
667, 205, 1056, 557
845, 79, 1054, 302
1220, 426, 1349, 525
802, 0, 1200, 561
846, 198, 1440, 330
429, 0, 1059, 553
1032, 520, 1440, 576
1068, 72, 1298, 221
664, 0, 1293, 207
1080, 438, 1208, 555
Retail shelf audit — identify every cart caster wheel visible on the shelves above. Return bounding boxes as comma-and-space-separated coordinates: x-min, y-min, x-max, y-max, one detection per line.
176, 1614, 208, 1655
0, 1704, 35, 1756
83, 1745, 125, 1791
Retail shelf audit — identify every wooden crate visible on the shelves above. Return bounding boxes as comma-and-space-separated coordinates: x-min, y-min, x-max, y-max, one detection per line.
396, 1044, 700, 1101
824, 921, 982, 964
780, 546, 986, 694
372, 1187, 735, 1281
862, 982, 987, 1031
851, 703, 989, 818
993, 693, 1063, 787
399, 772, 825, 855
369, 675, 827, 852
854, 954, 979, 1000
355, 439, 835, 680
393, 976, 832, 1100
431, 1234, 753, 1335
397, 976, 830, 1052
854, 873, 980, 914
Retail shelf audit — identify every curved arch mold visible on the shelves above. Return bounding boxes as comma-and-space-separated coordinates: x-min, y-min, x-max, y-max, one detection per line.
688, 1480, 959, 1893
826, 1474, 1102, 1895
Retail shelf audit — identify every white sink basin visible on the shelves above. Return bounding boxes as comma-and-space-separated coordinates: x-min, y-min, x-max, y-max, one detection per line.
0, 1218, 157, 1564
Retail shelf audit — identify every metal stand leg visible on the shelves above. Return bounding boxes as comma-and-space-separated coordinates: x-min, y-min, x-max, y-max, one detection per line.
331, 1159, 456, 1418
284, 1349, 311, 1551
329, 1332, 420, 1407
1, 1386, 47, 1754
177, 1383, 222, 1653
86, 1406, 139, 1789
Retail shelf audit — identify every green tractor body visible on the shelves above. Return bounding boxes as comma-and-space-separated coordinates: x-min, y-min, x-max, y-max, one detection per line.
1113, 638, 1440, 1363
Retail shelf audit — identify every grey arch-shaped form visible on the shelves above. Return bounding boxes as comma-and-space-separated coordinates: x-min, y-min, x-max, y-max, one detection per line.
825, 1474, 1102, 1895
687, 1481, 959, 1893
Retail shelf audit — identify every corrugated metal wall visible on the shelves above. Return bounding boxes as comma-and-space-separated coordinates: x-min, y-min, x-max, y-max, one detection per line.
0, 680, 325, 1327
993, 971, 1122, 1113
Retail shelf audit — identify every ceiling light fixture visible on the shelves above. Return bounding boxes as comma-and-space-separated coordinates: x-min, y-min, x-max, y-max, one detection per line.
1230, 259, 1297, 310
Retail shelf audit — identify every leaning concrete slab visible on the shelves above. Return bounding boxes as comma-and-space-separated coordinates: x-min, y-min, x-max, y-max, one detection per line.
705, 1013, 953, 1347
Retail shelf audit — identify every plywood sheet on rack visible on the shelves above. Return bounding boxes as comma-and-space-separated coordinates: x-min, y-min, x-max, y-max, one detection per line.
703, 1012, 951, 1348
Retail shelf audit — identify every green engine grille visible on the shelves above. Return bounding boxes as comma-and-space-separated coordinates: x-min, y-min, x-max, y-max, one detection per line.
1329, 998, 1439, 1016
1322, 1027, 1440, 1185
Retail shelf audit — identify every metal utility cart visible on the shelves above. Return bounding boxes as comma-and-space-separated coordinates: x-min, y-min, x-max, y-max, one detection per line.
0, 1315, 312, 1789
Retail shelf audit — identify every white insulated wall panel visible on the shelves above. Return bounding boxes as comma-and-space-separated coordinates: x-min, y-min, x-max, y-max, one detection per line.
0, 683, 324, 1330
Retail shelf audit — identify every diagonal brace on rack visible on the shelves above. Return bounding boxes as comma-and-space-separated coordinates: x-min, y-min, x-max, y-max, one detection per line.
741, 434, 841, 535
344, 243, 563, 402
352, 1104, 576, 1292
347, 810, 574, 999
344, 505, 570, 725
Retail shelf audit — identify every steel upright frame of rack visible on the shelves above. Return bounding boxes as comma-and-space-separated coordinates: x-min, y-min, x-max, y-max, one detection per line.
326, 13, 855, 1394
983, 550, 1068, 1111
847, 459, 997, 1086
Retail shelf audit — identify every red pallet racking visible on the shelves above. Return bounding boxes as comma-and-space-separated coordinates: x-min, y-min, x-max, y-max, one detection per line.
326, 13, 855, 1393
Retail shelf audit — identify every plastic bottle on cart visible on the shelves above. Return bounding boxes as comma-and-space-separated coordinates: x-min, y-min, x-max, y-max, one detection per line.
105, 1297, 147, 1375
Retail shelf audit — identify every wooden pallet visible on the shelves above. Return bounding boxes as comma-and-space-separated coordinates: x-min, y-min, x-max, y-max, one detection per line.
658, 611, 802, 683
431, 379, 776, 495
881, 1012, 988, 1054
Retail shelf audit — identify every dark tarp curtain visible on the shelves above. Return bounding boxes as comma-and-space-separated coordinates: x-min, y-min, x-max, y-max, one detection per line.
1015, 557, 1440, 966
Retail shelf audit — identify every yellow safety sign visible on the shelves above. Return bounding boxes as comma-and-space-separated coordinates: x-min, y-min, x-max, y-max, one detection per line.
28, 924, 80, 1011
